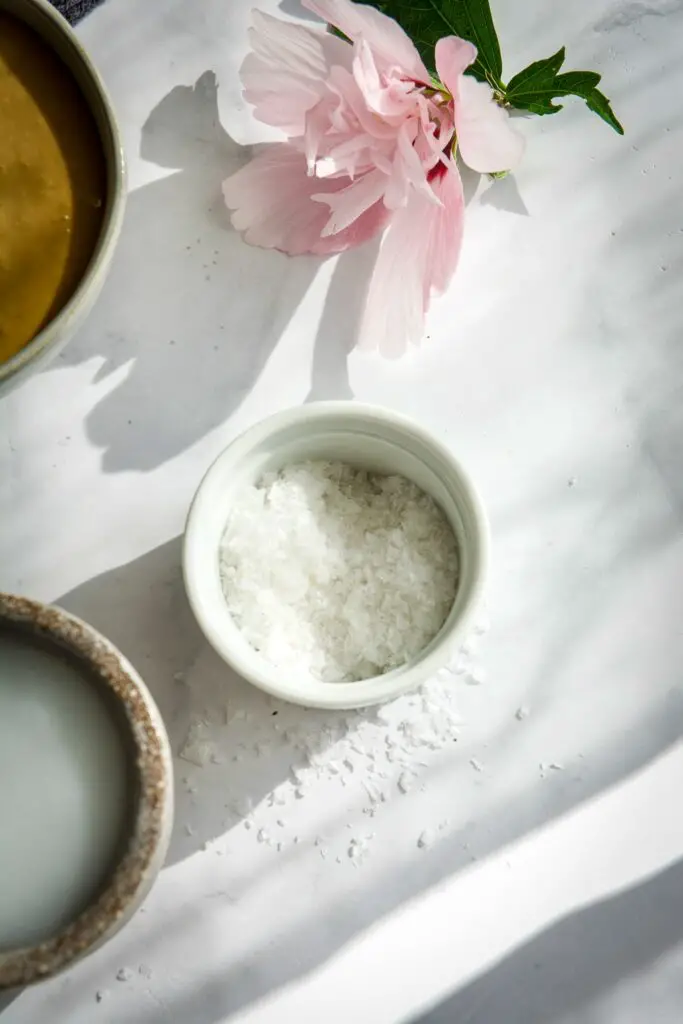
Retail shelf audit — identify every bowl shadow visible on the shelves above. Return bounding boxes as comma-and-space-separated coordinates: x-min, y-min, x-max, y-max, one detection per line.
54, 537, 384, 868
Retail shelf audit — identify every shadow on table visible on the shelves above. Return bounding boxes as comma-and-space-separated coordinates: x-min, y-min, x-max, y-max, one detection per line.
36, 525, 683, 1024
408, 855, 683, 1024
277, 0, 320, 19
54, 536, 384, 868
63, 702, 681, 1024
54, 71, 372, 473
0, 994, 18, 1015
156, 708, 683, 1024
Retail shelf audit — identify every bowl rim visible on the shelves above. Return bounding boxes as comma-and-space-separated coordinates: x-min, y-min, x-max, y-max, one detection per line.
183, 402, 489, 709
0, 593, 173, 989
0, 0, 126, 385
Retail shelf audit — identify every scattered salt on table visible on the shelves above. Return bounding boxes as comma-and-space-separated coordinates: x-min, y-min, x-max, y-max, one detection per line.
397, 771, 412, 793
417, 829, 435, 849
219, 461, 459, 682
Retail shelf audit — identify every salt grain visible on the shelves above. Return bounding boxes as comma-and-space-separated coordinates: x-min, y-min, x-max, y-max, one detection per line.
397, 771, 412, 793
179, 718, 216, 767
219, 461, 458, 682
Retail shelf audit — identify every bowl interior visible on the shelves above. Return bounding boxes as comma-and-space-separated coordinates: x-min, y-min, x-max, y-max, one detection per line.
0, 622, 138, 952
184, 407, 487, 709
0, 0, 125, 388
0, 595, 172, 989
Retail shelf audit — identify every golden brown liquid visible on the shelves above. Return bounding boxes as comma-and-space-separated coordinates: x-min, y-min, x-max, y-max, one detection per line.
0, 14, 106, 363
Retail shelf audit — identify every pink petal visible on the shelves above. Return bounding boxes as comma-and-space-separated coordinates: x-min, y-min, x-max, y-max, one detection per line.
303, 0, 430, 83
326, 63, 397, 141
435, 36, 477, 85
422, 162, 465, 300
383, 122, 439, 210
223, 143, 389, 256
242, 10, 352, 135
313, 168, 387, 236
397, 122, 441, 204
435, 36, 524, 173
324, 132, 377, 178
358, 164, 465, 357
454, 76, 525, 172
415, 114, 453, 171
352, 39, 416, 121
303, 99, 334, 173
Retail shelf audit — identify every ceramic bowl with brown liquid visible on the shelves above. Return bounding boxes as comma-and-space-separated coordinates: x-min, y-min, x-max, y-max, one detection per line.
0, 0, 125, 394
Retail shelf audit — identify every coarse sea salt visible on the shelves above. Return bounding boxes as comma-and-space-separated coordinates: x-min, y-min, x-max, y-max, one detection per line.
219, 461, 459, 682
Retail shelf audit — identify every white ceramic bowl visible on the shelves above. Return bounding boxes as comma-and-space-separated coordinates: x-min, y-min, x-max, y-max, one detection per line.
183, 403, 488, 709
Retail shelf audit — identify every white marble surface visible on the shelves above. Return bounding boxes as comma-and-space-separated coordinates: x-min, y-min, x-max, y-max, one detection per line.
2, 0, 683, 1020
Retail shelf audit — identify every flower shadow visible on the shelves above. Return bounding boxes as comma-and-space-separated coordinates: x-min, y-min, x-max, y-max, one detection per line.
55, 72, 323, 472
480, 173, 529, 215
277, 0, 321, 19
306, 234, 379, 403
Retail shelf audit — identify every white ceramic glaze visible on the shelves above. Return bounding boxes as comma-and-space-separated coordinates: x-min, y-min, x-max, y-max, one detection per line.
183, 402, 489, 709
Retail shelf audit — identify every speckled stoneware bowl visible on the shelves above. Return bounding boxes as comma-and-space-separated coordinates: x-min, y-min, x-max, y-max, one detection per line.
0, 0, 126, 395
0, 593, 173, 989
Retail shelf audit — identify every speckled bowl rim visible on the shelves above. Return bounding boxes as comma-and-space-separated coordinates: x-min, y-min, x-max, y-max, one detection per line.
0, 593, 173, 990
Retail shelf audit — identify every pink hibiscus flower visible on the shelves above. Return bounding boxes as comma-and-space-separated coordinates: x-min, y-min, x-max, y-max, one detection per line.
223, 0, 524, 356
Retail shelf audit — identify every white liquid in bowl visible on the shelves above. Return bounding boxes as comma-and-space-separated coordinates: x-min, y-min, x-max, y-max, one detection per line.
0, 630, 133, 950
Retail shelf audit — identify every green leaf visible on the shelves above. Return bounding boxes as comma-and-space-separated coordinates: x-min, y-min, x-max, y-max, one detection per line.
329, 25, 349, 42
506, 47, 565, 98
334, 3, 624, 135
506, 49, 624, 134
355, 0, 504, 89
583, 89, 623, 135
